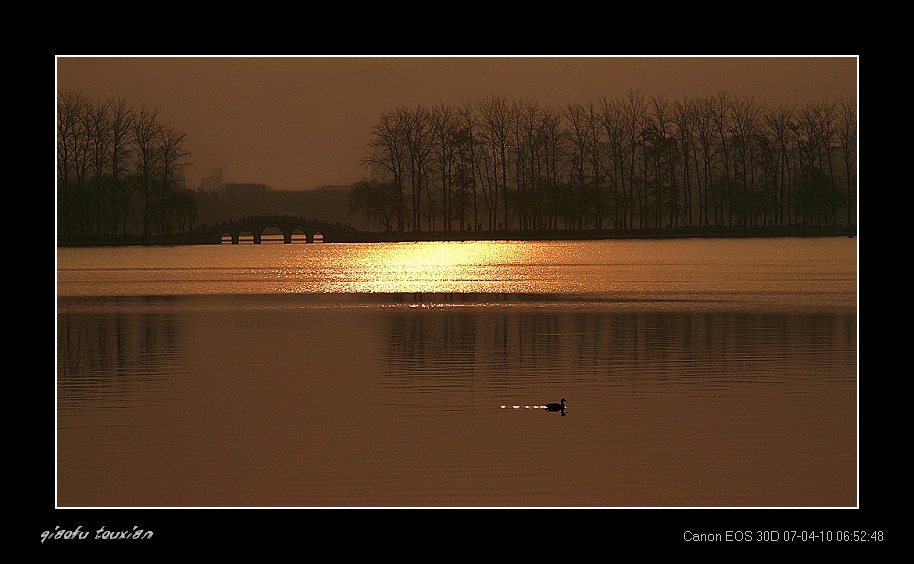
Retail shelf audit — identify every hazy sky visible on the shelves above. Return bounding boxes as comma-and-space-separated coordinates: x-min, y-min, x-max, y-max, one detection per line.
55, 55, 857, 191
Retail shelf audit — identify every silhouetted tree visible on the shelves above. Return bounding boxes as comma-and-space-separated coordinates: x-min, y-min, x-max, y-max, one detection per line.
477, 96, 514, 230
403, 106, 434, 231
514, 100, 551, 229
456, 103, 481, 231
761, 104, 796, 226
564, 101, 591, 229
672, 98, 697, 227
728, 95, 762, 226
353, 91, 855, 235
599, 96, 627, 229
586, 101, 606, 229
795, 101, 841, 225
82, 96, 111, 236
158, 125, 192, 236
364, 109, 409, 231
836, 97, 857, 227
429, 104, 461, 231
57, 90, 88, 240
131, 107, 162, 238
349, 179, 397, 231
709, 91, 736, 226
57, 91, 193, 242
108, 98, 135, 236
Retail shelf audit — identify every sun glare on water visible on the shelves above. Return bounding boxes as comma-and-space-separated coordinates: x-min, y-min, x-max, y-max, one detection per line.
348, 240, 530, 294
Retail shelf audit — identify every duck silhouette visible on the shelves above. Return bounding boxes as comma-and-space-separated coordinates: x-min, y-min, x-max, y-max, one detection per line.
545, 398, 567, 412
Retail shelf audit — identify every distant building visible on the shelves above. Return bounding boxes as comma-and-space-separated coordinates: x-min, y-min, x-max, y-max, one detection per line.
198, 169, 225, 192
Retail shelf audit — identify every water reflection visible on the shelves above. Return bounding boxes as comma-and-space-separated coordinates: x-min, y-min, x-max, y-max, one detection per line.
380, 306, 856, 399
57, 298, 186, 412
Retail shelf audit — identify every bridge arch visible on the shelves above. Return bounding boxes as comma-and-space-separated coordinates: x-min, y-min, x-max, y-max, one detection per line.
290, 228, 308, 243
218, 228, 258, 244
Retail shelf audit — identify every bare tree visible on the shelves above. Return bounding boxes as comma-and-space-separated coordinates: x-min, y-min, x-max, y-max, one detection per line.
558, 100, 605, 229
836, 97, 857, 227
158, 125, 192, 236
614, 90, 647, 229
728, 95, 762, 226
59, 92, 192, 241
429, 104, 461, 231
586, 101, 606, 229
795, 100, 843, 224
564, 102, 590, 228
672, 98, 697, 227
710, 91, 735, 226
514, 99, 551, 230
57, 90, 89, 240
542, 107, 567, 230
692, 97, 718, 227
83, 97, 111, 236
132, 107, 162, 238
456, 103, 481, 230
400, 106, 434, 231
762, 104, 796, 226
108, 98, 135, 236
648, 94, 678, 228
599, 96, 627, 229
364, 109, 409, 230
349, 178, 397, 230
477, 96, 514, 230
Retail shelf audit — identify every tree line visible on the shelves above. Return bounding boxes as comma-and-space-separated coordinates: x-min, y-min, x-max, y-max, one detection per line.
57, 90, 194, 242
351, 90, 856, 233
57, 88, 857, 242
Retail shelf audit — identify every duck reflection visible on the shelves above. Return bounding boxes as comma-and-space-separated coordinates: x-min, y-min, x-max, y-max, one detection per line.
499, 400, 568, 416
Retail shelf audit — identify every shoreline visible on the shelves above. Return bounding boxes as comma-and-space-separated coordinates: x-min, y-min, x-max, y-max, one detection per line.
57, 224, 856, 247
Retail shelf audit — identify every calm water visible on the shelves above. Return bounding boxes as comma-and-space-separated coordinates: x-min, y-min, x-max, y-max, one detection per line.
56, 238, 857, 507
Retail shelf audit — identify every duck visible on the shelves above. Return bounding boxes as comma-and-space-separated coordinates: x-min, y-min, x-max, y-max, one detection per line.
545, 398, 567, 412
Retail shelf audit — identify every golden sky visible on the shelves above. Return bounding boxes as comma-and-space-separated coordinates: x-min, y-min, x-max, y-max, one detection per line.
55, 55, 857, 191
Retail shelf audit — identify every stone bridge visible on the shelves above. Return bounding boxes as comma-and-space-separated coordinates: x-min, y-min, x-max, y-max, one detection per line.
184, 214, 363, 244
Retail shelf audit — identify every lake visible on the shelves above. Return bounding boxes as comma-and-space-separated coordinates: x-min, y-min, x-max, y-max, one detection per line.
55, 237, 857, 507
